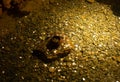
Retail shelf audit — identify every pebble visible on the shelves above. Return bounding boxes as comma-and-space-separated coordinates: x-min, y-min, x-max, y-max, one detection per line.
57, 69, 61, 72
67, 62, 72, 67
92, 66, 95, 69
43, 64, 48, 67
82, 77, 86, 81
49, 67, 55, 73
2, 70, 5, 74
19, 56, 23, 59
116, 81, 119, 82
72, 62, 76, 66
72, 70, 77, 73
2, 46, 5, 49
21, 76, 24, 80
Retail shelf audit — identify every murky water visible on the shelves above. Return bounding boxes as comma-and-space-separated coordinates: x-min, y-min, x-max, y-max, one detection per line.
0, 0, 120, 82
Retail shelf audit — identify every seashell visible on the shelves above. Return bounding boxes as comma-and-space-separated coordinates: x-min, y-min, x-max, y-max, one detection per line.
32, 33, 74, 63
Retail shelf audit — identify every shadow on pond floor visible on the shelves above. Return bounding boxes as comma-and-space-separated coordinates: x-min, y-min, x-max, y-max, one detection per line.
6, 8, 30, 18
32, 50, 70, 63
